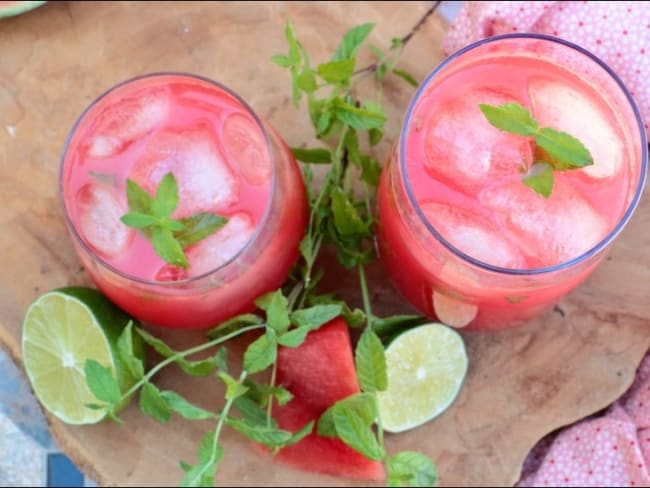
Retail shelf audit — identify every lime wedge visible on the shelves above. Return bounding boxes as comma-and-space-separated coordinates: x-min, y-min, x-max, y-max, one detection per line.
22, 287, 143, 425
377, 323, 468, 433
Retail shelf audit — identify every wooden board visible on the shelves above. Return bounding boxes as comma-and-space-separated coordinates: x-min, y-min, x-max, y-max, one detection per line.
1, 2, 649, 486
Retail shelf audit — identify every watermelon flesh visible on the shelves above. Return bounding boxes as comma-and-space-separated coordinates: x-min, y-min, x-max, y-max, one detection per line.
254, 318, 385, 481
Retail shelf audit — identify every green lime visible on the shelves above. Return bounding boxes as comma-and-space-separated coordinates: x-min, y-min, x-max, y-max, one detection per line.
22, 287, 144, 425
377, 322, 468, 433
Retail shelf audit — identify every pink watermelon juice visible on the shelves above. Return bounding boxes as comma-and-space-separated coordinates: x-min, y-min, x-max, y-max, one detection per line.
377, 35, 647, 331
60, 73, 307, 329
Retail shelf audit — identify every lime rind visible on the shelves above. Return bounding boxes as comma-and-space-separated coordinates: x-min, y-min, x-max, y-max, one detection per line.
377, 322, 468, 433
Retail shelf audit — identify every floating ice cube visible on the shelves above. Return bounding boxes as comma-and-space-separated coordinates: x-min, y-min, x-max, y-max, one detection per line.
422, 89, 532, 194
421, 202, 523, 268
222, 113, 272, 186
479, 179, 608, 267
130, 125, 239, 216
75, 184, 134, 258
155, 213, 255, 281
85, 87, 170, 158
529, 79, 623, 179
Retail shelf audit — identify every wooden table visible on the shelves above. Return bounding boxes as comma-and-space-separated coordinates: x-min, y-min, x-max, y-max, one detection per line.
1, 2, 649, 486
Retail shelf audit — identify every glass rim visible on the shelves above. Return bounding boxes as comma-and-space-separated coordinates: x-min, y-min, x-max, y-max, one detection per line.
398, 33, 648, 277
59, 71, 278, 286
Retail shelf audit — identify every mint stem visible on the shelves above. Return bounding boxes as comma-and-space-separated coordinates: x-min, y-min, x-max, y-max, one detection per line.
266, 361, 278, 427
120, 324, 265, 403
358, 264, 373, 322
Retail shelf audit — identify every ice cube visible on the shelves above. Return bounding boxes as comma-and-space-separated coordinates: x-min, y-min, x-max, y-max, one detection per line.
155, 213, 255, 280
479, 179, 608, 267
422, 89, 532, 194
529, 79, 623, 179
222, 112, 272, 186
130, 125, 239, 216
421, 202, 523, 268
85, 87, 170, 158
75, 184, 134, 258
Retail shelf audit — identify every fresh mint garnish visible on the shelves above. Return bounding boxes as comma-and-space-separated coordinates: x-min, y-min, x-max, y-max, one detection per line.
479, 101, 593, 197
121, 173, 228, 269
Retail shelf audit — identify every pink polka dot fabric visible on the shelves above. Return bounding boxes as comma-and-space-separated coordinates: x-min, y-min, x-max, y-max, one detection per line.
516, 354, 650, 487
443, 1, 650, 131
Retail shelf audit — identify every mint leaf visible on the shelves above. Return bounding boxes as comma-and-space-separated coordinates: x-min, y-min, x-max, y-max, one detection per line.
355, 328, 387, 392
233, 395, 274, 426
386, 451, 438, 487
217, 371, 249, 401
270, 54, 291, 67
331, 187, 369, 237
178, 357, 218, 377
136, 328, 175, 357
284, 20, 301, 65
242, 379, 293, 408
152, 227, 188, 269
297, 68, 317, 93
392, 68, 419, 87
160, 391, 215, 420
332, 406, 385, 461
213, 347, 228, 372
318, 393, 376, 437
317, 59, 355, 85
523, 162, 554, 198
116, 321, 144, 380
84, 360, 121, 405
535, 127, 593, 168
333, 99, 386, 130
140, 382, 172, 423
120, 211, 159, 229
368, 127, 383, 147
360, 155, 382, 186
243, 333, 277, 374
291, 147, 332, 164
126, 178, 153, 214
332, 23, 375, 61
479, 103, 538, 136
180, 433, 222, 487
372, 314, 428, 338
174, 213, 228, 249
277, 326, 312, 348
225, 418, 313, 448
152, 172, 179, 218
266, 291, 290, 334
290, 304, 342, 329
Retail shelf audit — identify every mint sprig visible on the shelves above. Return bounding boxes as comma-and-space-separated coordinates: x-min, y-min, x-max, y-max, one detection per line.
82, 10, 439, 488
121, 173, 228, 269
479, 102, 593, 198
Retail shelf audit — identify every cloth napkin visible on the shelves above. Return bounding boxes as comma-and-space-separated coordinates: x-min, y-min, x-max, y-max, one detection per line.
443, 1, 650, 130
443, 2, 650, 486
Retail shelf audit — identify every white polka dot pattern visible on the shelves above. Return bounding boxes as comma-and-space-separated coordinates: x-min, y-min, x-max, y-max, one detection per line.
443, 1, 650, 132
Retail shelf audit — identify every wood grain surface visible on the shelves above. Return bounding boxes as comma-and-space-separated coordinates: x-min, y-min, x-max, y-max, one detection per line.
1, 2, 649, 486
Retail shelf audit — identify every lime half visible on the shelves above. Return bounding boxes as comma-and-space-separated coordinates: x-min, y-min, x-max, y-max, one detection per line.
22, 287, 143, 425
378, 323, 468, 433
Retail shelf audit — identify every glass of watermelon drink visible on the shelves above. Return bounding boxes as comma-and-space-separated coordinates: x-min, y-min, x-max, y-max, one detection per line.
377, 34, 647, 331
59, 73, 307, 329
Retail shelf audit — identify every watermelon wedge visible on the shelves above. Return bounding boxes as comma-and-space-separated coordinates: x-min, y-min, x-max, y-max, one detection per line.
254, 318, 385, 481
0, 1, 46, 18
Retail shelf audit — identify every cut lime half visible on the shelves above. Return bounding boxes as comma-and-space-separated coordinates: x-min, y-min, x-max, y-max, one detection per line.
377, 322, 468, 433
22, 287, 143, 425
